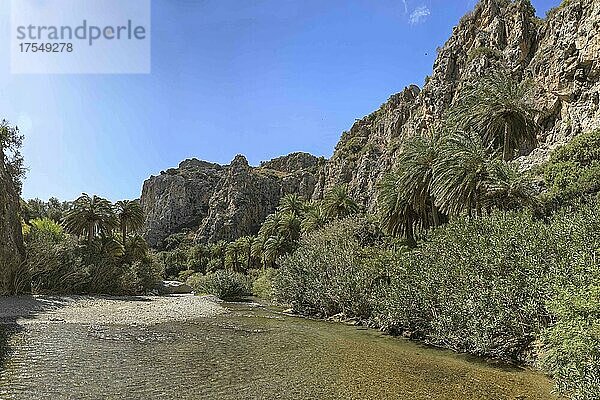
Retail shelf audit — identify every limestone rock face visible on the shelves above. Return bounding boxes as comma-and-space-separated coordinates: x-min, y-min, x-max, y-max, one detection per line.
316, 0, 600, 211
141, 153, 322, 247
141, 0, 599, 245
141, 159, 224, 247
0, 154, 24, 272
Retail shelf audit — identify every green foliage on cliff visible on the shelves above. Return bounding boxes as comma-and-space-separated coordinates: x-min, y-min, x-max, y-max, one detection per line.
543, 129, 600, 208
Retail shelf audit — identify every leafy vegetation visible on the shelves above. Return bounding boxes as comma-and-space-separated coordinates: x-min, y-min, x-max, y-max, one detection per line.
540, 285, 600, 400
543, 128, 600, 209
21, 195, 159, 295
276, 216, 385, 319
0, 120, 25, 193
186, 270, 251, 301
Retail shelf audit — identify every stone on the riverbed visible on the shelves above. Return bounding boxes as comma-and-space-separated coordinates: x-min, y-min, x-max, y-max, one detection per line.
156, 281, 193, 295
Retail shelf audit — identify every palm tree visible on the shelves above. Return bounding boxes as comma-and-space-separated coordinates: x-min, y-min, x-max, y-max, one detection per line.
447, 72, 538, 161
114, 200, 144, 246
432, 130, 492, 217
126, 234, 149, 262
301, 201, 328, 234
258, 213, 281, 239
264, 234, 286, 267
62, 194, 117, 244
377, 170, 419, 247
483, 160, 538, 211
209, 241, 227, 269
225, 241, 243, 272
278, 212, 301, 243
237, 236, 255, 271
323, 185, 359, 220
278, 194, 306, 217
397, 130, 444, 227
251, 235, 267, 270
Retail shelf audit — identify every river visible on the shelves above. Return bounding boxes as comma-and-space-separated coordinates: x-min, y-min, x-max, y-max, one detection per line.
0, 297, 557, 399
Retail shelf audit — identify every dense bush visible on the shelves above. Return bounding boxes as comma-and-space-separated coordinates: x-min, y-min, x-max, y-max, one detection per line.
24, 221, 160, 295
187, 270, 251, 301
543, 129, 600, 208
275, 216, 387, 319
374, 211, 557, 362
251, 268, 277, 300
276, 204, 600, 369
540, 285, 600, 400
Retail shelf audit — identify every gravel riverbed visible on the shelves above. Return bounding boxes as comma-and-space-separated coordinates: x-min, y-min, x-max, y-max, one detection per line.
0, 294, 225, 326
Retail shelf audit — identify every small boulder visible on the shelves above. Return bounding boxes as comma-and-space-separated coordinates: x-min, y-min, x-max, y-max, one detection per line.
155, 280, 193, 295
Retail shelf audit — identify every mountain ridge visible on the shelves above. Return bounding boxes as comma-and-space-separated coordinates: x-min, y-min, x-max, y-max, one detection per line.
141, 0, 600, 247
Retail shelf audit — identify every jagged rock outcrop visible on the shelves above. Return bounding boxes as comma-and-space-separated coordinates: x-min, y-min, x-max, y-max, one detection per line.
0, 153, 25, 273
141, 159, 224, 247
141, 153, 323, 247
142, 0, 599, 245
315, 0, 600, 210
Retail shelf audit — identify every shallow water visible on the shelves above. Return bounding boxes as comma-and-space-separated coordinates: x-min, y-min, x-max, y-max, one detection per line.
0, 301, 557, 399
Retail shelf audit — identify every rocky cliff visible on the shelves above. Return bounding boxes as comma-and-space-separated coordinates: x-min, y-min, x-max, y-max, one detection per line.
315, 0, 600, 210
141, 153, 324, 247
0, 152, 25, 273
141, 0, 599, 246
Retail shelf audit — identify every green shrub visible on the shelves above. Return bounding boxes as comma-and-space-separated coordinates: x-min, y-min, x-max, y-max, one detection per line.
187, 270, 251, 301
178, 269, 196, 283
540, 285, 600, 400
543, 129, 600, 208
25, 226, 159, 295
27, 218, 65, 242
251, 268, 277, 300
120, 257, 162, 295
275, 217, 387, 319
373, 211, 557, 362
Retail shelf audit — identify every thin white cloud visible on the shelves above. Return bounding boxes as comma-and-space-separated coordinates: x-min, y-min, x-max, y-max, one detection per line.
409, 5, 430, 25
401, 0, 408, 14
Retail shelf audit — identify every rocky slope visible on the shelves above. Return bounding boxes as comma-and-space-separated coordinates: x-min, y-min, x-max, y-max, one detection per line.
315, 0, 600, 210
0, 152, 25, 276
141, 0, 599, 245
141, 153, 324, 247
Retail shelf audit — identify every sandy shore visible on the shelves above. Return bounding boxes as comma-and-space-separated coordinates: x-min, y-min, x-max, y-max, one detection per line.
0, 294, 225, 326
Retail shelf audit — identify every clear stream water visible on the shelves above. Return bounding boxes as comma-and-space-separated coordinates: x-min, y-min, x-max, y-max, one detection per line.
0, 301, 557, 400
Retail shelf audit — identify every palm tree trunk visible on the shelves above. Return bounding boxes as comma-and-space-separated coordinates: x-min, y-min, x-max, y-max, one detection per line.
88, 224, 94, 244
432, 203, 440, 227
503, 123, 511, 161
406, 215, 417, 248
122, 224, 127, 247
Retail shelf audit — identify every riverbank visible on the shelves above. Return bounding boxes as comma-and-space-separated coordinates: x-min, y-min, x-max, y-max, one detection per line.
0, 294, 225, 326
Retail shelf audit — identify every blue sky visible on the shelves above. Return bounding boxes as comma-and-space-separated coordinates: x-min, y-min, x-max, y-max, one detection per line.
0, 0, 559, 201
